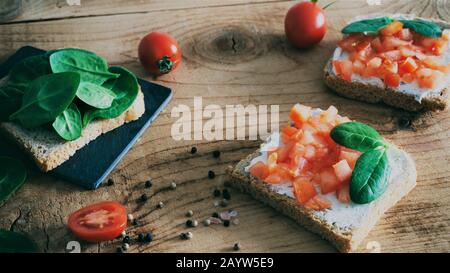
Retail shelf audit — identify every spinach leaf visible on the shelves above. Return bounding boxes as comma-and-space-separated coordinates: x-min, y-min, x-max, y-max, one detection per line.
76, 81, 117, 109
0, 229, 38, 253
330, 122, 386, 152
10, 72, 80, 128
342, 17, 393, 35
83, 66, 139, 127
8, 55, 52, 87
52, 103, 82, 141
0, 84, 24, 121
400, 19, 442, 38
49, 48, 119, 85
350, 148, 390, 204
0, 156, 27, 204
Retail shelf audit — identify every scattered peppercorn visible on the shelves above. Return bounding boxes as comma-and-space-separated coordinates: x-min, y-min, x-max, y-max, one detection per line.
120, 230, 127, 238
223, 220, 230, 227
204, 219, 211, 226
145, 180, 153, 188
123, 236, 131, 244
138, 233, 145, 242
233, 243, 241, 251
398, 116, 411, 128
123, 243, 130, 251
208, 170, 215, 179
186, 210, 194, 217
132, 219, 140, 226
127, 214, 134, 221
116, 247, 124, 253
213, 189, 221, 197
157, 201, 164, 208
145, 233, 153, 242
212, 212, 219, 218
222, 189, 231, 200
186, 219, 194, 227
170, 182, 177, 190
140, 193, 148, 202
180, 232, 193, 240
191, 147, 197, 154
107, 178, 114, 186
212, 150, 221, 158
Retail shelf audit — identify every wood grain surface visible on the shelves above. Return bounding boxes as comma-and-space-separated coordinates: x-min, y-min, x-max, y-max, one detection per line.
0, 0, 449, 253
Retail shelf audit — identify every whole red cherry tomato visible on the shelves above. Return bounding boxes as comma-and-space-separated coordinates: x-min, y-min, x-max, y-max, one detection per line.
138, 32, 181, 76
285, 0, 327, 49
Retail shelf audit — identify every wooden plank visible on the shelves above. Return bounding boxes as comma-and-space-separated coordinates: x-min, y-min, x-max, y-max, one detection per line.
0, 0, 449, 253
5, 0, 287, 23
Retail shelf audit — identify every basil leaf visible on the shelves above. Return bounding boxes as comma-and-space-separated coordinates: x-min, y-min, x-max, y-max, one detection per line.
49, 48, 119, 85
350, 148, 390, 204
0, 229, 37, 253
10, 72, 80, 128
400, 19, 442, 38
0, 85, 24, 121
8, 55, 52, 86
0, 156, 27, 203
342, 17, 393, 35
330, 122, 386, 152
52, 103, 82, 141
76, 82, 117, 109
83, 66, 139, 127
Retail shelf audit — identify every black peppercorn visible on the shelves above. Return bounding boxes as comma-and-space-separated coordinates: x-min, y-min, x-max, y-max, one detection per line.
145, 233, 153, 242
222, 189, 231, 200
212, 212, 219, 218
212, 150, 221, 158
223, 220, 230, 227
145, 180, 152, 188
186, 219, 193, 227
191, 147, 197, 154
116, 247, 123, 253
132, 219, 140, 226
123, 236, 131, 244
138, 233, 145, 242
140, 193, 148, 202
398, 116, 411, 128
107, 179, 114, 186
208, 170, 215, 179
213, 189, 221, 197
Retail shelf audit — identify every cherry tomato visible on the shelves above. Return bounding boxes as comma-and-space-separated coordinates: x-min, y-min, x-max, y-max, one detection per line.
284, 0, 327, 49
138, 31, 181, 76
67, 201, 127, 242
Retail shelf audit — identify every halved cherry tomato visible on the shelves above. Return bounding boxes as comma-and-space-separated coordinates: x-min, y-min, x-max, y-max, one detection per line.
68, 201, 127, 242
138, 32, 181, 76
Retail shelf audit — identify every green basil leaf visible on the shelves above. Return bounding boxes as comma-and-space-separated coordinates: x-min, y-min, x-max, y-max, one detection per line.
350, 148, 390, 204
0, 85, 24, 121
0, 156, 27, 204
76, 82, 117, 109
52, 103, 82, 141
83, 66, 139, 127
49, 48, 119, 85
8, 55, 52, 86
0, 229, 38, 253
400, 19, 442, 38
330, 122, 386, 152
342, 17, 393, 35
10, 72, 80, 128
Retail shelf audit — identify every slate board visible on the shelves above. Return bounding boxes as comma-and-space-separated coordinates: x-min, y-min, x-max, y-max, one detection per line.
0, 46, 172, 189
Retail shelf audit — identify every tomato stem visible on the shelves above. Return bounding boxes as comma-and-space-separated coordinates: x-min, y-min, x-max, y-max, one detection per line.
322, 1, 337, 9
157, 56, 173, 74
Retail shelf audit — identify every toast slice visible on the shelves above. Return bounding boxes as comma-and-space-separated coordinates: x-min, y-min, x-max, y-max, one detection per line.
324, 15, 450, 112
227, 105, 417, 252
0, 89, 145, 172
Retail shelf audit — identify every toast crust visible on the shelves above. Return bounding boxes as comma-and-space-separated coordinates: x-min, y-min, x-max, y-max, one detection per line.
323, 60, 450, 112
226, 147, 417, 252
0, 89, 145, 172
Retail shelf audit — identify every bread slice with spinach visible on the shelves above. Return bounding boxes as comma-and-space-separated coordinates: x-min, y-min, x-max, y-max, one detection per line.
324, 14, 450, 112
0, 48, 145, 171
226, 103, 417, 252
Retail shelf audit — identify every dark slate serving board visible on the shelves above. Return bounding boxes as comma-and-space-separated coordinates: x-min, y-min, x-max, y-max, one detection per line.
0, 46, 172, 190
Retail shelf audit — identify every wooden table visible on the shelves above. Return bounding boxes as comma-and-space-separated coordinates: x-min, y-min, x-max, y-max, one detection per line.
1, 0, 449, 253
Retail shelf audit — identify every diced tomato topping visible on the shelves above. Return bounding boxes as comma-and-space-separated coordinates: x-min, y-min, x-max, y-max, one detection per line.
397, 28, 413, 41
333, 60, 353, 81
352, 59, 365, 74
402, 73, 415, 83
305, 196, 332, 210
281, 126, 298, 137
338, 33, 364, 52
367, 57, 382, 68
332, 159, 352, 183
380, 21, 403, 36
336, 184, 351, 204
384, 73, 401, 88
338, 149, 361, 169
289, 104, 311, 128
276, 141, 295, 163
371, 37, 383, 53
293, 177, 317, 204
267, 152, 278, 170
319, 167, 342, 194
249, 161, 270, 180
379, 50, 402, 62
399, 57, 418, 74
264, 173, 285, 184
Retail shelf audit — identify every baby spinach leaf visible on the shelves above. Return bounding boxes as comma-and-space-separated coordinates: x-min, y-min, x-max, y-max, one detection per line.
0, 156, 27, 204
342, 17, 393, 35
82, 66, 139, 127
0, 84, 24, 121
400, 19, 442, 38
76, 82, 117, 109
330, 122, 386, 152
52, 103, 82, 141
0, 229, 38, 253
10, 72, 80, 128
8, 55, 52, 87
350, 148, 390, 204
49, 48, 119, 85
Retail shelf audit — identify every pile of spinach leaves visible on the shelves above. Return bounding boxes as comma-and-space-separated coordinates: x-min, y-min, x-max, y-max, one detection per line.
0, 48, 139, 141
